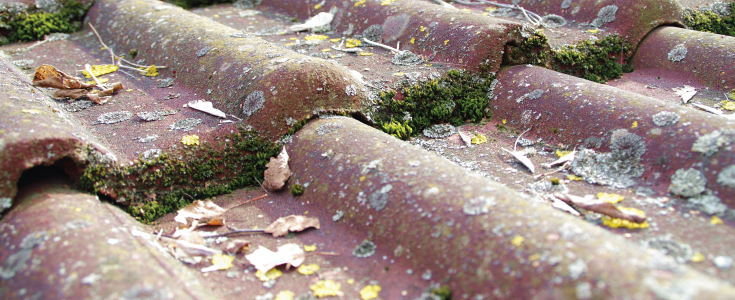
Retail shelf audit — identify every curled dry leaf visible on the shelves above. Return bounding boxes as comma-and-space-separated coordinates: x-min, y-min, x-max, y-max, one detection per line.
674, 85, 697, 104
174, 200, 227, 224
263, 147, 291, 191
546, 195, 581, 216
245, 243, 305, 272
502, 148, 535, 173
264, 215, 320, 237
188, 99, 227, 118
32, 65, 96, 89
289, 12, 333, 32
552, 193, 646, 223
225, 239, 251, 254
542, 150, 576, 169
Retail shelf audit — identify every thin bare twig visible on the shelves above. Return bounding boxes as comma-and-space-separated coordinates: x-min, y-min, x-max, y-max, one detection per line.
88, 23, 116, 65
253, 176, 271, 195
84, 64, 107, 89
362, 38, 399, 53
514, 127, 532, 152
227, 194, 268, 210
199, 228, 265, 238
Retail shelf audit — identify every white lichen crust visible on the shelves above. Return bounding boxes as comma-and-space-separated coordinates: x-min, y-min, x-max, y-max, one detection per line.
669, 168, 706, 197
667, 44, 688, 62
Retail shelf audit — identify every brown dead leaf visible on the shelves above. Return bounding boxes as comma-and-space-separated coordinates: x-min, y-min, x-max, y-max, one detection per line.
53, 88, 90, 100
174, 200, 227, 224
33, 65, 96, 89
553, 193, 646, 223
263, 147, 291, 191
199, 218, 225, 227
225, 239, 251, 254
245, 243, 305, 272
264, 215, 320, 237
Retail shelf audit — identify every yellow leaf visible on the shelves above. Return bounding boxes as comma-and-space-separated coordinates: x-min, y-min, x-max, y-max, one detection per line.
597, 192, 624, 204
631, 121, 638, 128
360, 176, 366, 181
290, 37, 298, 41
346, 39, 361, 48
310, 280, 341, 297
82, 64, 118, 78
297, 263, 320, 275
275, 291, 295, 300
420, 26, 426, 32
305, 34, 329, 41
304, 245, 317, 252
255, 268, 283, 281
381, 0, 396, 5
21, 109, 42, 114
588, 28, 599, 34
359, 52, 374, 56
711, 216, 724, 225
181, 135, 200, 146
511, 235, 524, 247
284, 43, 295, 46
567, 174, 583, 181
556, 150, 572, 157
321, 48, 331, 52
360, 285, 381, 300
393, 72, 404, 76
471, 133, 487, 144
601, 207, 649, 229
347, 278, 355, 284
485, 7, 497, 11
211, 254, 234, 270
691, 252, 705, 262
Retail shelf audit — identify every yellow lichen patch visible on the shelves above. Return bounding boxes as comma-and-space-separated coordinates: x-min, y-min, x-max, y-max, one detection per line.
597, 192, 624, 204
601, 207, 648, 229
346, 39, 361, 48
330, 38, 341, 42
528, 253, 541, 261
275, 291, 295, 300
485, 6, 497, 11
631, 121, 638, 128
255, 268, 283, 281
314, 3, 323, 9
290, 37, 298, 41
471, 133, 487, 144
691, 252, 705, 262
502, 119, 507, 124
211, 254, 234, 270
556, 150, 572, 157
381, 0, 396, 5
85, 77, 110, 85
359, 52, 373, 56
360, 285, 382, 300
140, 65, 159, 77
711, 216, 724, 225
359, 176, 366, 181
588, 28, 599, 34
297, 263, 320, 275
511, 235, 525, 247
393, 72, 404, 76
304, 244, 317, 252
444, 40, 449, 45
461, 8, 471, 12
284, 42, 295, 46
310, 280, 341, 297
83, 64, 118, 78
305, 34, 329, 41
420, 26, 426, 32
721, 100, 735, 111
410, 37, 415, 44
21, 109, 42, 114
181, 135, 200, 146
347, 278, 355, 284
354, 0, 367, 6
567, 174, 583, 181
321, 48, 331, 52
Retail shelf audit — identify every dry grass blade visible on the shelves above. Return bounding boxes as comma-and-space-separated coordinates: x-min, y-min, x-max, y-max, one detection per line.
552, 193, 646, 223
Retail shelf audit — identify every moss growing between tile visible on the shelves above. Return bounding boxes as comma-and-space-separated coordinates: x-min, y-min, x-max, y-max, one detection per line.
551, 35, 634, 83
685, 1, 735, 37
291, 183, 304, 196
503, 30, 550, 67
3, 0, 88, 44
374, 70, 496, 137
78, 127, 280, 223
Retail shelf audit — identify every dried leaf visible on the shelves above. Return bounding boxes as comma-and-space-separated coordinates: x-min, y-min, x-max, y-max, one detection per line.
174, 200, 227, 224
93, 82, 123, 97
264, 215, 320, 237
289, 12, 333, 32
674, 85, 697, 104
502, 148, 535, 173
225, 239, 250, 253
171, 239, 222, 257
542, 150, 576, 168
198, 218, 225, 226
53, 88, 90, 100
245, 243, 306, 272
263, 147, 291, 191
33, 65, 96, 89
188, 99, 227, 118
553, 193, 646, 223
546, 195, 580, 216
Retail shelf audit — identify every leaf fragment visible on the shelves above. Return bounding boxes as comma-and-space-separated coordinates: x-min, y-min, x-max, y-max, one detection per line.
275, 291, 295, 300
188, 99, 227, 118
552, 193, 646, 223
542, 150, 576, 168
33, 65, 96, 89
264, 215, 320, 237
245, 244, 305, 272
263, 147, 291, 191
82, 64, 118, 78
201, 253, 233, 272
502, 148, 535, 173
674, 85, 697, 104
288, 12, 333, 32
173, 199, 227, 224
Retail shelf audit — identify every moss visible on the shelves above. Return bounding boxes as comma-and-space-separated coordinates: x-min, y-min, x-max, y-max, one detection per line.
685, 2, 735, 37
430, 286, 453, 300
374, 70, 496, 137
129, 49, 138, 59
549, 177, 561, 185
4, 0, 88, 44
550, 35, 634, 83
78, 127, 280, 224
291, 183, 304, 196
504, 31, 550, 66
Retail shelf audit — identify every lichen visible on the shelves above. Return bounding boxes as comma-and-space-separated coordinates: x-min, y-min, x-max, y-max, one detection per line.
423, 124, 456, 139
642, 235, 694, 263
571, 132, 646, 189
688, 194, 727, 215
316, 122, 344, 135
651, 111, 680, 127
685, 1, 735, 37
97, 111, 133, 124
391, 51, 424, 66
368, 184, 392, 211
352, 240, 376, 258
541, 15, 567, 28
592, 5, 618, 27
243, 90, 265, 117
462, 196, 496, 215
691, 129, 735, 156
667, 44, 688, 62
669, 168, 706, 198
169, 118, 202, 131
717, 165, 735, 188
601, 207, 649, 229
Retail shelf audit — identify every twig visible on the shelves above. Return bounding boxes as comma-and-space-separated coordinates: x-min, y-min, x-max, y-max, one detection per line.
84, 64, 108, 89
253, 176, 270, 195
89, 23, 116, 65
331, 40, 363, 53
362, 38, 399, 53
517, 5, 540, 26
26, 39, 48, 51
199, 228, 265, 238
182, 192, 195, 200
226, 193, 268, 210
229, 114, 243, 121
513, 127, 532, 152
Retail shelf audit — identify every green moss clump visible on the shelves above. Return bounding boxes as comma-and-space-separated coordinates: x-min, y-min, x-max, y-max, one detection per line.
79, 127, 280, 224
129, 49, 139, 59
550, 177, 561, 185
430, 286, 452, 300
290, 183, 304, 196
685, 2, 735, 37
374, 70, 496, 137
3, 0, 88, 44
551, 35, 634, 83
505, 30, 550, 66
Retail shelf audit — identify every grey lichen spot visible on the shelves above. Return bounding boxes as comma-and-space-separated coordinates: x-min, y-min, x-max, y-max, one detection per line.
592, 5, 618, 27
12, 59, 34, 70
561, 0, 572, 8
242, 90, 265, 116
332, 210, 344, 222
360, 24, 384, 43
157, 77, 175, 88
669, 168, 706, 198
423, 124, 456, 139
583, 136, 603, 149
571, 132, 646, 189
487, 79, 499, 99
81, 273, 102, 285
568, 259, 587, 280
642, 235, 693, 263
234, 0, 263, 9
527, 180, 569, 194
576, 282, 592, 299
717, 165, 735, 188
345, 84, 357, 96
667, 44, 687, 62
688, 194, 727, 215
62, 100, 93, 112
541, 15, 567, 28
369, 184, 392, 211
65, 220, 92, 230
0, 231, 48, 279
97, 111, 132, 124
652, 111, 680, 127
139, 135, 159, 143
137, 111, 163, 121
277, 135, 293, 146
692, 129, 735, 156
142, 149, 162, 161
169, 118, 202, 131
714, 256, 733, 270
610, 131, 647, 160
391, 51, 424, 66
352, 240, 376, 258
0, 197, 12, 213
463, 196, 496, 215
421, 270, 432, 280
196, 46, 211, 57
516, 89, 543, 103
316, 122, 344, 135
